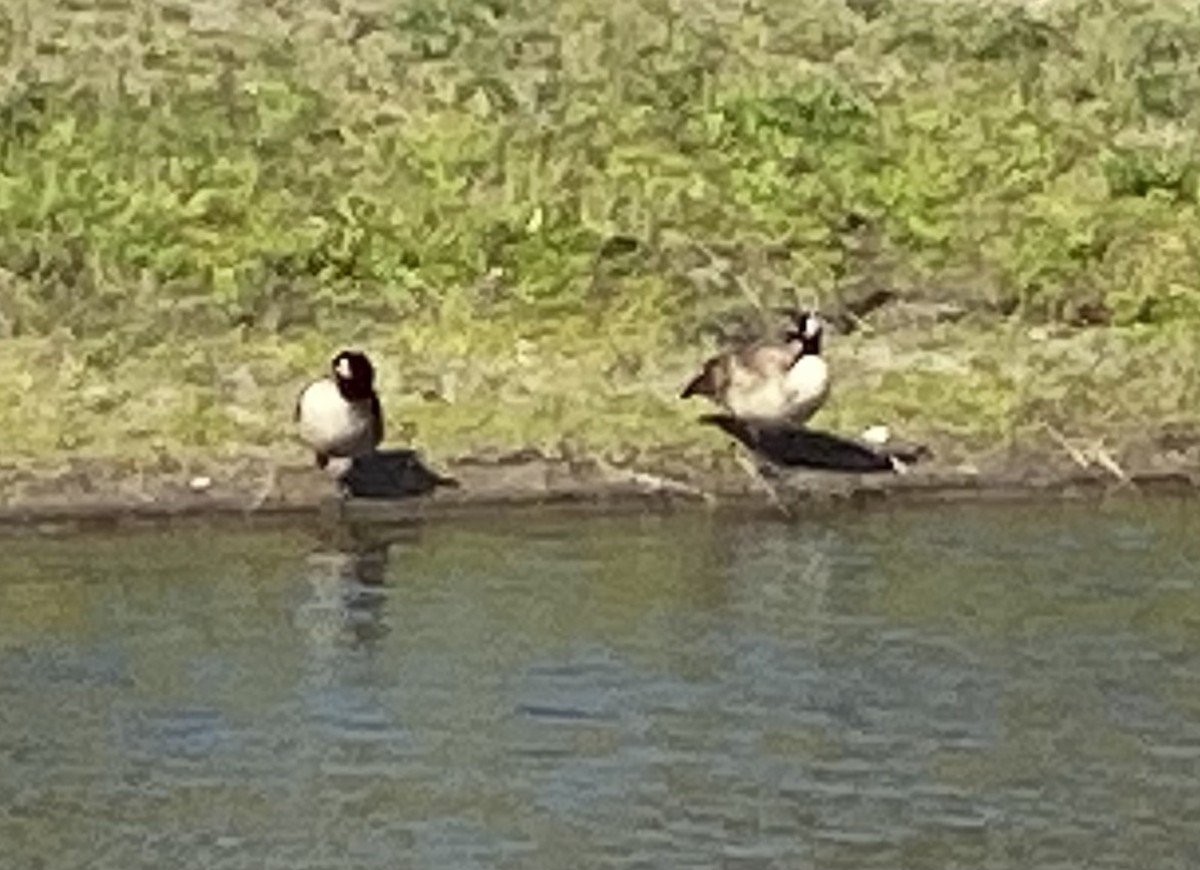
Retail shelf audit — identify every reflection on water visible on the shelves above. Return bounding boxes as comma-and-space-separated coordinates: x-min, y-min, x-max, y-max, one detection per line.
295, 542, 391, 652
2, 500, 1200, 868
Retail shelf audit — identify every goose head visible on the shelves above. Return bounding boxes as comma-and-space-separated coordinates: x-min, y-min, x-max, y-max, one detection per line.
331, 350, 376, 401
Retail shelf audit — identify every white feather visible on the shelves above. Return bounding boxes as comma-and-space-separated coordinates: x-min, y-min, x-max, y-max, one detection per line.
723, 353, 829, 424
782, 354, 829, 423
724, 378, 792, 422
296, 379, 377, 457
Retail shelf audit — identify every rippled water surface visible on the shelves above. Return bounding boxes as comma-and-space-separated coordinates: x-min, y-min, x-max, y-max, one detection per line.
4, 498, 1200, 868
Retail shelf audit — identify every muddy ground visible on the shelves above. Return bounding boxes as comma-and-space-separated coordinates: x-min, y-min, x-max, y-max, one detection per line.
3, 426, 1199, 533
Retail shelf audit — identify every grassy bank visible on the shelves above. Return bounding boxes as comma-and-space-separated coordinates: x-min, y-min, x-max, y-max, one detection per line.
3, 0, 1200, 471
4, 316, 1200, 476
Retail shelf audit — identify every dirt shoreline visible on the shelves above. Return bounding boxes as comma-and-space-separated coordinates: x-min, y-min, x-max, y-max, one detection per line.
2, 442, 1198, 532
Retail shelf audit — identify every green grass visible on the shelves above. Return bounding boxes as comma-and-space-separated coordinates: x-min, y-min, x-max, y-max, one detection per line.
4, 315, 1200, 471
4, 0, 1200, 467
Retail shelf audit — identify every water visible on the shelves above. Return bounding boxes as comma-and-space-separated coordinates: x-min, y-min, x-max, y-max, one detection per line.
3, 498, 1200, 868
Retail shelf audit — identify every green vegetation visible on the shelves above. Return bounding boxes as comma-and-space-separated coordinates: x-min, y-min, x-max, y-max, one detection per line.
3, 0, 1200, 468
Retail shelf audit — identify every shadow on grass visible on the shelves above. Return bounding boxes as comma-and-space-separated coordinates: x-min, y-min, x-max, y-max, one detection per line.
698, 414, 931, 473
342, 449, 460, 499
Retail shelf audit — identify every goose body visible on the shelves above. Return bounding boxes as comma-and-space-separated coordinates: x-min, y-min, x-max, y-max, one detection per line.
721, 345, 829, 424
682, 311, 830, 426
295, 350, 384, 469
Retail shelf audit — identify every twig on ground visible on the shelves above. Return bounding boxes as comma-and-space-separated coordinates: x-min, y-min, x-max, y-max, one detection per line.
596, 459, 717, 504
1091, 446, 1131, 484
1042, 422, 1132, 485
731, 272, 766, 316
735, 454, 792, 518
1043, 423, 1091, 470
239, 447, 281, 511
129, 463, 156, 503
247, 460, 279, 511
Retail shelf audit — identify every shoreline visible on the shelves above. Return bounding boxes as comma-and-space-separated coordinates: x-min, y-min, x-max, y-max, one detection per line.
2, 446, 1197, 533
6, 318, 1200, 535
7, 0, 1200, 534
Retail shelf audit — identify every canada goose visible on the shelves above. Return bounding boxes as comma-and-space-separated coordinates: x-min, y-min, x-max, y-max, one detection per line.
681, 310, 829, 425
295, 350, 384, 470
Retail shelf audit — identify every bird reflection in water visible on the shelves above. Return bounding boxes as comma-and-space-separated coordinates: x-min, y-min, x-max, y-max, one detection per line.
294, 527, 409, 653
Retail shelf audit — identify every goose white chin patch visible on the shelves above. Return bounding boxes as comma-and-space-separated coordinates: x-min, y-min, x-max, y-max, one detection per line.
336, 357, 353, 379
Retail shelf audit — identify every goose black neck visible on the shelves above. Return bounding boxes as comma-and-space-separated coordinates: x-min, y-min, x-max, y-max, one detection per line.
337, 380, 375, 402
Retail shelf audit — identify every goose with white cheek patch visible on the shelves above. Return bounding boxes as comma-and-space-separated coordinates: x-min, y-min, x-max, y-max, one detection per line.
295, 350, 384, 473
681, 310, 830, 426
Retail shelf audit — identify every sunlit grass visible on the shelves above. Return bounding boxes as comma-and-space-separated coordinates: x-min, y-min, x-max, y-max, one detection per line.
3, 0, 1200, 468
4, 315, 1200, 470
